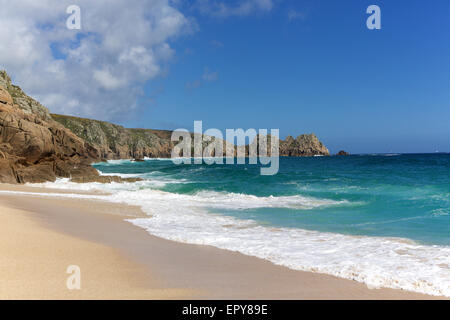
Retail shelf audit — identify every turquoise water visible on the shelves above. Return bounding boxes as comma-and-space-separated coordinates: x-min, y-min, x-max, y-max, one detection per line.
94, 154, 450, 246
23, 153, 450, 295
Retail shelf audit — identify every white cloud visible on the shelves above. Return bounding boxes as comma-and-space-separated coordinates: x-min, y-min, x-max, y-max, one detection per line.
93, 68, 126, 90
195, 0, 275, 17
0, 0, 195, 121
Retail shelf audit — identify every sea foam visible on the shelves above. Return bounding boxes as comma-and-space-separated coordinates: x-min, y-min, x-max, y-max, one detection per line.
7, 178, 450, 297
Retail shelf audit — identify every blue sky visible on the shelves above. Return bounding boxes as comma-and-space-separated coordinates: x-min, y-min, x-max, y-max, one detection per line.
131, 0, 450, 154
2, 0, 450, 154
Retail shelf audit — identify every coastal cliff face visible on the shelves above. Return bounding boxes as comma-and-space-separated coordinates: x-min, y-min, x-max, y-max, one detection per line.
51, 115, 237, 159
51, 114, 175, 160
0, 70, 330, 183
0, 71, 51, 121
52, 112, 329, 159
0, 76, 101, 183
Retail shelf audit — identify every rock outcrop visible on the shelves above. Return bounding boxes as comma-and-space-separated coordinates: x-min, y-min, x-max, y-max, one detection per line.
279, 134, 329, 156
52, 114, 237, 159
52, 114, 330, 159
0, 85, 99, 183
51, 114, 174, 159
0, 71, 140, 184
0, 71, 51, 121
336, 150, 350, 156
0, 70, 331, 184
246, 133, 330, 157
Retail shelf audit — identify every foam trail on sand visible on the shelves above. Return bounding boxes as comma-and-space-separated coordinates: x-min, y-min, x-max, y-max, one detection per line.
3, 182, 450, 297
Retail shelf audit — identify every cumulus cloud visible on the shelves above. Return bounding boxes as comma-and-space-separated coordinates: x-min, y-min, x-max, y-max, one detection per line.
194, 0, 275, 17
0, 0, 195, 121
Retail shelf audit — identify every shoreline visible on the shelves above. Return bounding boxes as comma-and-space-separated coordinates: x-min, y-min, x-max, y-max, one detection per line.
0, 195, 191, 299
0, 184, 443, 299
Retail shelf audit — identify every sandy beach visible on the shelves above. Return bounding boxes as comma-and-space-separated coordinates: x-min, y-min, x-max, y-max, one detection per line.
0, 184, 443, 300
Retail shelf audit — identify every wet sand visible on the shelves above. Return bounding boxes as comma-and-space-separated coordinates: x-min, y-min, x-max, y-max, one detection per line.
0, 185, 443, 300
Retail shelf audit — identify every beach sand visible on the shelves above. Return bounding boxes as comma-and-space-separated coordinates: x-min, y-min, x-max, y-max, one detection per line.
0, 196, 190, 299
0, 184, 443, 300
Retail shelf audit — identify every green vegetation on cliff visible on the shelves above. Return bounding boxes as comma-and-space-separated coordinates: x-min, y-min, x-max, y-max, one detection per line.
52, 113, 330, 159
0, 70, 51, 120
51, 114, 174, 159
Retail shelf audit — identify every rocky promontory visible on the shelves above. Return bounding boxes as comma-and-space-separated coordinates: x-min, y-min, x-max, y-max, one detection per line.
0, 71, 139, 184
0, 70, 331, 184
52, 113, 330, 160
0, 84, 98, 183
280, 134, 329, 157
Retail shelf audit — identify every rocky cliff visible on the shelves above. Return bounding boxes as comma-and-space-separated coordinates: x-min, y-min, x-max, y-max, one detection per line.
247, 133, 330, 157
52, 113, 329, 159
0, 81, 99, 183
0, 71, 51, 121
0, 71, 139, 183
0, 70, 330, 184
51, 114, 175, 160
280, 134, 329, 156
51, 114, 237, 159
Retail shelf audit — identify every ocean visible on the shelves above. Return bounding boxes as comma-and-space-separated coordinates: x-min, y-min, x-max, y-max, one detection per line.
31, 154, 450, 296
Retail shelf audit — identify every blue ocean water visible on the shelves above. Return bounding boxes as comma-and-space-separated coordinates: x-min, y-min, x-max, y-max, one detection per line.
22, 153, 444, 296
94, 154, 450, 246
